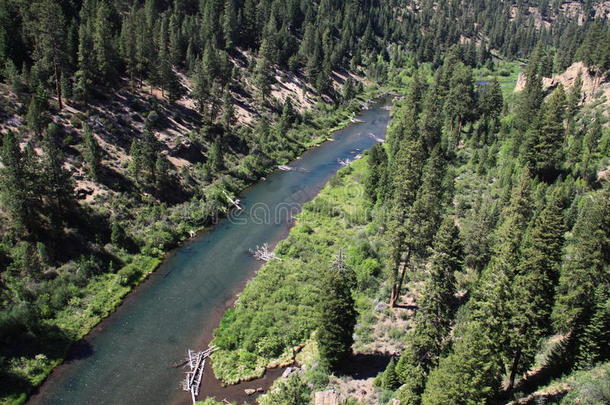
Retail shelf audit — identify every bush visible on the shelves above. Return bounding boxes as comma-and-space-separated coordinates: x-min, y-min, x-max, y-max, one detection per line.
117, 263, 142, 286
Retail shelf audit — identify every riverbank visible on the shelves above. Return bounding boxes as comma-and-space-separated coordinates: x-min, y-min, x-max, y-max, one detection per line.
205, 140, 388, 393
8, 88, 393, 405
200, 149, 399, 404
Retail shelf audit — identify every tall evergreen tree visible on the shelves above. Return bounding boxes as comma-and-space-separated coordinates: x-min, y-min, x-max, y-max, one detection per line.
92, 0, 116, 86
26, 0, 67, 109
317, 254, 357, 371
505, 188, 566, 390
396, 217, 462, 405
40, 135, 74, 229
553, 188, 610, 364
83, 124, 102, 180
0, 132, 31, 235
530, 85, 567, 179
389, 146, 445, 307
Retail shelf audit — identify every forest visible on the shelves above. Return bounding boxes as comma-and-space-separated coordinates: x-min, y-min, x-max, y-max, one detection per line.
0, 0, 609, 404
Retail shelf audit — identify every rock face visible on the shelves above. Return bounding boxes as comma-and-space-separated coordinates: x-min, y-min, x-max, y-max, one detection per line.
515, 62, 610, 107
314, 390, 342, 405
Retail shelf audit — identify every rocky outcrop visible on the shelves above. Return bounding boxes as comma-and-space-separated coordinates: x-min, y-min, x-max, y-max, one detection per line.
314, 390, 342, 405
515, 62, 610, 107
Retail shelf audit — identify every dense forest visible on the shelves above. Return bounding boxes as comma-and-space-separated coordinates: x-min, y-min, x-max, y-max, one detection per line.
206, 41, 610, 404
0, 0, 609, 404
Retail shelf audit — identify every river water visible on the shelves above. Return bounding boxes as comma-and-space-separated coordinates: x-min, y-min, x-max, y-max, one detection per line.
28, 98, 391, 405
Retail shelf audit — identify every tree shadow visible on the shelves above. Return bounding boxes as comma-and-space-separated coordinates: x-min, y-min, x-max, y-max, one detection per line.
63, 339, 95, 364
339, 353, 393, 380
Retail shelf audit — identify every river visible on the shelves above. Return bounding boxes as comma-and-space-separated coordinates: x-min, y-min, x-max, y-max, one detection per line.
28, 97, 392, 405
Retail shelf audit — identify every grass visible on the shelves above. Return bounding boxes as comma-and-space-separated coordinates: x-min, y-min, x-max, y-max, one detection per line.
518, 362, 610, 404
474, 60, 525, 94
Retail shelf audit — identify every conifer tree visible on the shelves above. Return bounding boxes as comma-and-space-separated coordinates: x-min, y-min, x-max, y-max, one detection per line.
317, 254, 357, 371
505, 188, 566, 390
222, 0, 237, 49
566, 71, 583, 119
443, 63, 475, 132
40, 135, 74, 228
477, 77, 504, 121
389, 146, 444, 306
92, 0, 116, 86
253, 56, 273, 104
396, 217, 462, 405
26, 86, 48, 136
364, 144, 388, 205
155, 155, 172, 198
422, 171, 532, 404
26, 0, 67, 109
381, 358, 399, 390
220, 88, 236, 130
553, 188, 610, 360
387, 131, 425, 307
517, 44, 544, 130
192, 56, 210, 115
0, 132, 31, 235
531, 85, 567, 178
83, 124, 102, 180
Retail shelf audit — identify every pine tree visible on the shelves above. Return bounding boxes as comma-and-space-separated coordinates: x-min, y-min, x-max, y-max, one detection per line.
155, 155, 172, 198
477, 77, 504, 121
364, 144, 388, 205
26, 86, 48, 136
83, 124, 102, 180
421, 320, 503, 405
26, 0, 67, 109
574, 287, 610, 369
208, 141, 224, 172
566, 71, 583, 119
387, 131, 425, 307
389, 146, 444, 307
381, 358, 399, 390
552, 188, 610, 355
317, 254, 357, 371
505, 188, 566, 390
532, 85, 567, 179
40, 135, 74, 229
0, 132, 30, 235
517, 44, 544, 130
222, 0, 237, 49
92, 0, 116, 86
74, 1, 95, 103
192, 56, 210, 115
396, 217, 462, 405
254, 56, 273, 104
220, 88, 236, 129
157, 16, 183, 102
443, 62, 475, 132
423, 171, 532, 404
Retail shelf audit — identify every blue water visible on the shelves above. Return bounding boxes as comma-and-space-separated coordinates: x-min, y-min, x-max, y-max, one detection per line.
29, 99, 391, 405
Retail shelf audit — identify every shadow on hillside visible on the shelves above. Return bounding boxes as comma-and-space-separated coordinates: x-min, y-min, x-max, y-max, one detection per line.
340, 353, 393, 380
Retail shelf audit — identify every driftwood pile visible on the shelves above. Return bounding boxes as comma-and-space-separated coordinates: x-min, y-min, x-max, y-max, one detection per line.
249, 243, 281, 262
180, 346, 217, 404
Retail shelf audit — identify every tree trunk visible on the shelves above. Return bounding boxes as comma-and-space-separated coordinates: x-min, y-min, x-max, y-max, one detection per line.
55, 63, 63, 110
389, 251, 411, 307
507, 349, 522, 392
